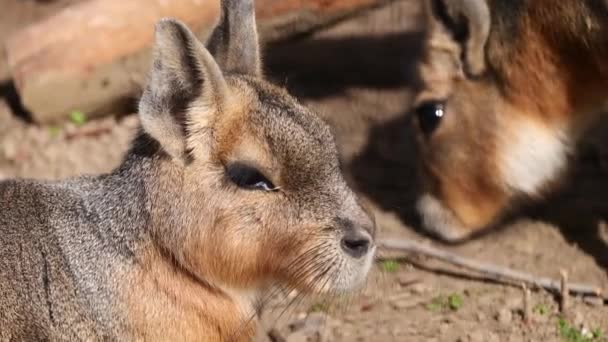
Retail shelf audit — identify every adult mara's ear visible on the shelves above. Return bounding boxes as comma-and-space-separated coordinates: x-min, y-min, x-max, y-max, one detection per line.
139, 18, 229, 162
426, 0, 490, 77
207, 0, 261, 76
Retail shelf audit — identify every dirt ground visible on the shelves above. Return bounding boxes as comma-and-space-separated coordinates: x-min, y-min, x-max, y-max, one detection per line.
1, 1, 607, 341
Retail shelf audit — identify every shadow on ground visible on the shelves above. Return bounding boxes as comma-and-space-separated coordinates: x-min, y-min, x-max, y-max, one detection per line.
265, 31, 423, 99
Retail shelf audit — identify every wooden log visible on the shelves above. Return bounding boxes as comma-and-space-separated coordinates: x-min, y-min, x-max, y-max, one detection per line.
0, 0, 88, 83
5, 0, 221, 124
5, 0, 390, 123
256, 0, 391, 42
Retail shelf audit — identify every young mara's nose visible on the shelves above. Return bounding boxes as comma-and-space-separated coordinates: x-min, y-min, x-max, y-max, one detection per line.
341, 228, 372, 258
335, 216, 375, 259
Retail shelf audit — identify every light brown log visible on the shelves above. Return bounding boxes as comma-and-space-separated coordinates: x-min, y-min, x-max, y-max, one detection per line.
0, 0, 88, 83
5, 0, 390, 123
5, 0, 221, 123
256, 0, 390, 42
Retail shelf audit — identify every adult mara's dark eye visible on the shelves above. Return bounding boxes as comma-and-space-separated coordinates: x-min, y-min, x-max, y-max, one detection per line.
415, 101, 445, 135
226, 162, 277, 191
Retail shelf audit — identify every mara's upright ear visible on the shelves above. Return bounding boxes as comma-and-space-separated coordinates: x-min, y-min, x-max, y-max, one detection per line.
426, 0, 490, 77
139, 18, 228, 162
207, 0, 261, 76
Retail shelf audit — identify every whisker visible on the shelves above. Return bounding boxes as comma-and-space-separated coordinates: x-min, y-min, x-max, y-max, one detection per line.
228, 236, 350, 341
275, 258, 335, 323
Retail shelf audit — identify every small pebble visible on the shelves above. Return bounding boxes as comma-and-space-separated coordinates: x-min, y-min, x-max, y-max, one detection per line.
439, 322, 451, 335
468, 330, 485, 342
397, 274, 420, 287
572, 311, 584, 327
496, 308, 513, 325
409, 282, 432, 295
487, 332, 500, 342
583, 296, 604, 307
505, 296, 522, 310
390, 298, 425, 311
359, 300, 375, 312
267, 328, 287, 342
507, 335, 522, 342
2, 140, 18, 160
288, 312, 327, 333
285, 330, 320, 342
534, 312, 549, 324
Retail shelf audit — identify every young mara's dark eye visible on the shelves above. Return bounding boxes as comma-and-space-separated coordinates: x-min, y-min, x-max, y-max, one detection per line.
226, 162, 277, 192
415, 101, 446, 135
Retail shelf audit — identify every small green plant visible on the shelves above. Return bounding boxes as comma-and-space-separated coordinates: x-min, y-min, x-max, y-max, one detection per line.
447, 293, 463, 310
308, 301, 330, 313
48, 126, 61, 138
426, 293, 464, 312
380, 260, 399, 273
591, 329, 603, 340
558, 318, 603, 342
426, 296, 443, 312
69, 110, 87, 126
533, 303, 548, 315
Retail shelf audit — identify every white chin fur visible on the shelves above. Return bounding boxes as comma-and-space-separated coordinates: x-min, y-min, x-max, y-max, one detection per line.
498, 119, 569, 196
328, 244, 376, 294
416, 194, 472, 242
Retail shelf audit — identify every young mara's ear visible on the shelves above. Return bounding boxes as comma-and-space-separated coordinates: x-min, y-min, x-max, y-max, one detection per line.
427, 0, 490, 77
207, 0, 261, 76
139, 18, 228, 162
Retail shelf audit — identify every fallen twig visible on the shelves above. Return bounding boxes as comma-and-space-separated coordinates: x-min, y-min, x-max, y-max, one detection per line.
522, 283, 531, 323
378, 238, 604, 299
560, 270, 569, 313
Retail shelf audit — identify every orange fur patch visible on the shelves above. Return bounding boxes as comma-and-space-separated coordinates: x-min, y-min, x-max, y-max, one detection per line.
123, 247, 256, 341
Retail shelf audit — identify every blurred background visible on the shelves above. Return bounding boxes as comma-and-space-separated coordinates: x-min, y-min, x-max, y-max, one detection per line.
0, 0, 607, 341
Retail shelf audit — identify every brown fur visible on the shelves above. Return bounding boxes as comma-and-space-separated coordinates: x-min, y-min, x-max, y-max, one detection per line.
125, 248, 255, 341
413, 0, 608, 241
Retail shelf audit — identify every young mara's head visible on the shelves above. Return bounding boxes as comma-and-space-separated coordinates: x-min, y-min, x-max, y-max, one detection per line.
137, 0, 376, 297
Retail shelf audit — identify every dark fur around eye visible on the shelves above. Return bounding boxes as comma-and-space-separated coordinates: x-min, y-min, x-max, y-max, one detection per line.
226, 162, 277, 191
415, 101, 445, 135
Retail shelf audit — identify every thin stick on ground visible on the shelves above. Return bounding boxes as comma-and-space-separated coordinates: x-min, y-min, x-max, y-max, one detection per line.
522, 283, 531, 323
560, 270, 569, 313
378, 238, 604, 299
